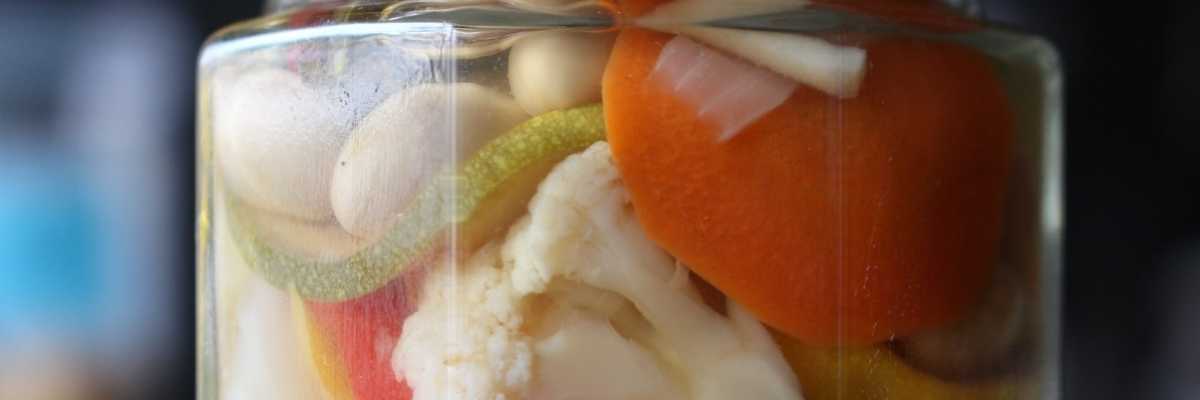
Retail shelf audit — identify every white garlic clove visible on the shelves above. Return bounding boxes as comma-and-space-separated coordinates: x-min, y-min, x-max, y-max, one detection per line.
212, 67, 349, 221
508, 31, 614, 116
330, 83, 528, 240
239, 205, 367, 262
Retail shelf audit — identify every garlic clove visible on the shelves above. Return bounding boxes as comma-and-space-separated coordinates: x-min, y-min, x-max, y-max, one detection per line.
330, 83, 528, 240
212, 67, 349, 220
508, 31, 615, 116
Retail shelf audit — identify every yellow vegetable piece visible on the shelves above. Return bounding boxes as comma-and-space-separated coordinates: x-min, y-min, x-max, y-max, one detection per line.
773, 332, 1035, 400
291, 290, 356, 400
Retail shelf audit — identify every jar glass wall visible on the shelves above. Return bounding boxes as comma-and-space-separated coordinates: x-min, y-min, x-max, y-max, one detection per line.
197, 1, 1062, 399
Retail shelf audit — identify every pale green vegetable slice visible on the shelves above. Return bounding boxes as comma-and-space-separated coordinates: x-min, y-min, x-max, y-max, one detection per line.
228, 104, 606, 301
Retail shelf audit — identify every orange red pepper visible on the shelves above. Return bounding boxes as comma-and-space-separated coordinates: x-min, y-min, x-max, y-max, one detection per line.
603, 28, 1013, 345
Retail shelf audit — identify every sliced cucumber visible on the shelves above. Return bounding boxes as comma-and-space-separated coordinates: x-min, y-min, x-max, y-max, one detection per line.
228, 104, 606, 301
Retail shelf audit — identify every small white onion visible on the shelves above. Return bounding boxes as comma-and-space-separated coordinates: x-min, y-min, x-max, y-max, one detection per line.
508, 31, 615, 116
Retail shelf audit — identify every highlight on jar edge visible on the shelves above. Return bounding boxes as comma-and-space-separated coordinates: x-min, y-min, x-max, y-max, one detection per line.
197, 0, 1061, 399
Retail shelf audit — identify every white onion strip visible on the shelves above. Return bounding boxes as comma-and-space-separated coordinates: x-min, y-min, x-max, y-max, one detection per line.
676, 26, 867, 98
651, 36, 797, 142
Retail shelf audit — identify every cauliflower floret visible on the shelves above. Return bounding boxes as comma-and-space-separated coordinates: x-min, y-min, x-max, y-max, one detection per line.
393, 243, 533, 400
505, 142, 801, 400
530, 304, 687, 400
395, 142, 802, 400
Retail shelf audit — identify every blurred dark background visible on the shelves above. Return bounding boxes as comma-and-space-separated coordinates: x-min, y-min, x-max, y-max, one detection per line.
0, 0, 1196, 398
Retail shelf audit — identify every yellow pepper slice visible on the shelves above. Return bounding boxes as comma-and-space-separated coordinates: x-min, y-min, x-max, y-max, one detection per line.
291, 291, 356, 400
774, 332, 1036, 400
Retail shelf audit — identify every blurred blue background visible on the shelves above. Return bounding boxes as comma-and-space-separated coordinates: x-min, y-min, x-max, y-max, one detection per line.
0, 1, 192, 398
0, 0, 1196, 399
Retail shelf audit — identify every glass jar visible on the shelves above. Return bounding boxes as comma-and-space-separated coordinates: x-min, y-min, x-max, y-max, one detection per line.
197, 1, 1062, 399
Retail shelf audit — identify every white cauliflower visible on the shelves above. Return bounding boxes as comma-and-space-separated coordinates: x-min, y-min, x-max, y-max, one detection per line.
391, 243, 533, 400
394, 142, 802, 400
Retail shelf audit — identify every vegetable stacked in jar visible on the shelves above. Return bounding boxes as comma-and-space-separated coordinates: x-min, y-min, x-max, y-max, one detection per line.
200, 0, 1056, 399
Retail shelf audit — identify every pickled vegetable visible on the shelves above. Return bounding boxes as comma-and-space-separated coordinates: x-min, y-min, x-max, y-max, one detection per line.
604, 28, 1013, 345
229, 105, 606, 301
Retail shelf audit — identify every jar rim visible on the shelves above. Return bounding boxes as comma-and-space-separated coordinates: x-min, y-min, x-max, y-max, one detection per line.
265, 0, 982, 18
265, 0, 347, 14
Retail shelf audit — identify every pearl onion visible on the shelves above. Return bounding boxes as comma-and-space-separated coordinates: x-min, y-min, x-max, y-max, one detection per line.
508, 31, 614, 116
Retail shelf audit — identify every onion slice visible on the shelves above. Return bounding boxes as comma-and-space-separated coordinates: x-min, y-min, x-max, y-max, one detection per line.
676, 26, 866, 98
651, 36, 797, 142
